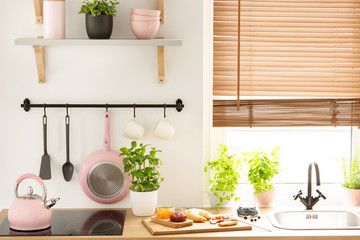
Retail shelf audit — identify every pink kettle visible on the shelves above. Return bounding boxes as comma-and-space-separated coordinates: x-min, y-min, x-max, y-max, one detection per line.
8, 173, 60, 231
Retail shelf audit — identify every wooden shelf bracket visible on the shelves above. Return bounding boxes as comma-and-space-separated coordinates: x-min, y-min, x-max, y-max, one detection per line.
33, 45, 45, 83
157, 45, 165, 84
33, 0, 43, 24
157, 0, 164, 24
23, 0, 170, 84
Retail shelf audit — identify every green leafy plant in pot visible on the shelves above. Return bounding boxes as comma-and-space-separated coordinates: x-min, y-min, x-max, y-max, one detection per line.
341, 152, 360, 205
204, 144, 242, 211
79, 0, 119, 39
242, 147, 281, 207
120, 141, 164, 216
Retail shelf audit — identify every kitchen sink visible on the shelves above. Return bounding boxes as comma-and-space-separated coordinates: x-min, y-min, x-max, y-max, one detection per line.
268, 209, 360, 230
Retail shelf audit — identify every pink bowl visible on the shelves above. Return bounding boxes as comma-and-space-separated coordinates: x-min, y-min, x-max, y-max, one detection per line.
130, 20, 160, 39
131, 8, 161, 17
131, 14, 160, 21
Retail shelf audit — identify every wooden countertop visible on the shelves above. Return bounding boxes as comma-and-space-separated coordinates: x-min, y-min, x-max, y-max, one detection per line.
1, 208, 360, 240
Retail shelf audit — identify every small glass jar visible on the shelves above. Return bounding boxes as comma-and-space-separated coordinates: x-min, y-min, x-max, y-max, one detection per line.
174, 208, 187, 215
233, 201, 260, 221
156, 205, 175, 219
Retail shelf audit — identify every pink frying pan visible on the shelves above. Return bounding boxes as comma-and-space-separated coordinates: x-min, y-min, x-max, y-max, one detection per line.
79, 112, 130, 204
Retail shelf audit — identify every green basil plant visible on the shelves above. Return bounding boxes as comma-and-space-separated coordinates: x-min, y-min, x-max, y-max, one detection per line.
120, 141, 164, 192
79, 0, 119, 16
242, 147, 281, 195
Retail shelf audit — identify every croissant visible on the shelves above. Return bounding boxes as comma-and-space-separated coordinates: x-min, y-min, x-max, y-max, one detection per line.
186, 209, 212, 222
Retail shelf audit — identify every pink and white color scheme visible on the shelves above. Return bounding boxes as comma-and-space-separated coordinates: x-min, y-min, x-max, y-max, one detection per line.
254, 190, 276, 207
79, 112, 130, 204
342, 188, 360, 206
130, 8, 160, 39
43, 0, 66, 39
131, 8, 160, 17
8, 174, 53, 231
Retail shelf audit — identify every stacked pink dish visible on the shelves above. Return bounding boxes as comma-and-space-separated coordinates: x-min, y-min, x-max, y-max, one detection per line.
130, 8, 161, 39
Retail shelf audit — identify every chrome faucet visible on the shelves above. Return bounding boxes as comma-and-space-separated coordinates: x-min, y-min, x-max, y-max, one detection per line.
293, 162, 326, 210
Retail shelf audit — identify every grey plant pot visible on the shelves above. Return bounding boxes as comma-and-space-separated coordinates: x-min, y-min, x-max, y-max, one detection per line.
85, 14, 113, 39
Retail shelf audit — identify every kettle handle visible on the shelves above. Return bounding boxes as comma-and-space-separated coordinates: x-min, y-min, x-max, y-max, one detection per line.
15, 173, 47, 202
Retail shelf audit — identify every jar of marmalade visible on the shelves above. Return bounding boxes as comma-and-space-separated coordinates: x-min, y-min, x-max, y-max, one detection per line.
157, 206, 175, 219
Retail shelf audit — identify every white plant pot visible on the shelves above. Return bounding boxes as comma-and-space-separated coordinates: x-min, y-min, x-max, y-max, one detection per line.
130, 190, 158, 216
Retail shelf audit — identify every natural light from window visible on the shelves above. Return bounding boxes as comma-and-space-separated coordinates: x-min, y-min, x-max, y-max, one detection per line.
226, 127, 352, 184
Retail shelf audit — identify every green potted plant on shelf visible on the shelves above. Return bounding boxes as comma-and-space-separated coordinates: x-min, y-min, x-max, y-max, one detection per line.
79, 0, 119, 39
204, 144, 242, 211
242, 147, 281, 207
120, 141, 164, 216
341, 152, 360, 206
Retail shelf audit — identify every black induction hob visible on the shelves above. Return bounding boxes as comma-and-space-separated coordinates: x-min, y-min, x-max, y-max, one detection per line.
0, 210, 126, 236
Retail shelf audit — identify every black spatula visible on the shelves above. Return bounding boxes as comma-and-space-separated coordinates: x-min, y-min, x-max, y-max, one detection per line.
39, 115, 51, 179
62, 113, 74, 181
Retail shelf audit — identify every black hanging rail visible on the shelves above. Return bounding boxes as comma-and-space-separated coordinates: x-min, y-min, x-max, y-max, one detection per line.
21, 98, 184, 112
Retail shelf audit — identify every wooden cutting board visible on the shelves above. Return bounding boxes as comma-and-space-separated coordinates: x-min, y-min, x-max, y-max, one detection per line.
142, 218, 252, 235
151, 217, 193, 228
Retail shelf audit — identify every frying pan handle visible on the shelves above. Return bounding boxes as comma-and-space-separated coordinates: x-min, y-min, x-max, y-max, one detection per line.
104, 112, 110, 151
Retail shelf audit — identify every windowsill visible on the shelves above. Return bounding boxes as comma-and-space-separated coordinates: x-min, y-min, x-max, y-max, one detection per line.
233, 183, 344, 207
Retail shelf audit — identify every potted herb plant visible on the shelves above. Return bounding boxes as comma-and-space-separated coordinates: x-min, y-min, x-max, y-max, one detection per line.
242, 147, 281, 207
120, 141, 164, 216
204, 144, 241, 211
341, 152, 360, 206
79, 0, 119, 39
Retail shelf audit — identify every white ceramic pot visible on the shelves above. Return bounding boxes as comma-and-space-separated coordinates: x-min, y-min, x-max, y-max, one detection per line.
130, 190, 158, 216
342, 187, 360, 206
254, 190, 276, 207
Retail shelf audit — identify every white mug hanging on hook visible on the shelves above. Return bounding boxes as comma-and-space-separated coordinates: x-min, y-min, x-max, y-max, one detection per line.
123, 104, 144, 140
153, 104, 175, 140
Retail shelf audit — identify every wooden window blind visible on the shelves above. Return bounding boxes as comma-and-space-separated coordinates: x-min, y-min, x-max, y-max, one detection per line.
213, 0, 360, 127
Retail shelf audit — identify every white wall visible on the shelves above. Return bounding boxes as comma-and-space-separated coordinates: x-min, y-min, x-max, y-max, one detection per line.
0, 0, 204, 208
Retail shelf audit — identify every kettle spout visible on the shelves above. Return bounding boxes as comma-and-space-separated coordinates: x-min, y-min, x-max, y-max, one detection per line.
45, 197, 60, 209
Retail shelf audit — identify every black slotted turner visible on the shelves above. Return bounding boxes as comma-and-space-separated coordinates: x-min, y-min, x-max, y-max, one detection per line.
39, 114, 51, 180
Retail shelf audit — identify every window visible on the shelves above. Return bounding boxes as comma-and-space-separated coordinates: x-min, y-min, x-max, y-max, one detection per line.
213, 0, 360, 127
226, 126, 352, 183
208, 0, 360, 206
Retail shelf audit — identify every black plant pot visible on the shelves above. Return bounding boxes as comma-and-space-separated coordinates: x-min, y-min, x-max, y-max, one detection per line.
85, 14, 113, 39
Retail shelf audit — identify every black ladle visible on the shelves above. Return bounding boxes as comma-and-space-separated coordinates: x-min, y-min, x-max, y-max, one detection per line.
62, 109, 74, 181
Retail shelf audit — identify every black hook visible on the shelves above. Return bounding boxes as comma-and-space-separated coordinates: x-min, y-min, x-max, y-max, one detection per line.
43, 103, 47, 125
106, 103, 109, 112
133, 104, 136, 118
66, 103, 69, 117
164, 104, 167, 118
43, 103, 47, 116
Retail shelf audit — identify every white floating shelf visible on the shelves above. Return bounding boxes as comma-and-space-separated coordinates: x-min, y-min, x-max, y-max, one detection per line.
23, 0, 171, 84
15, 38, 182, 47
15, 38, 182, 84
